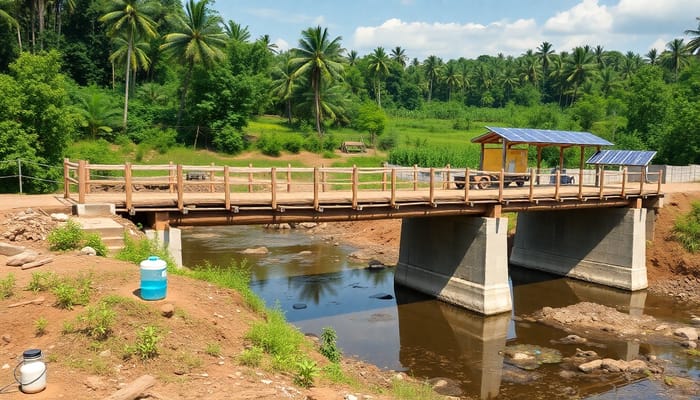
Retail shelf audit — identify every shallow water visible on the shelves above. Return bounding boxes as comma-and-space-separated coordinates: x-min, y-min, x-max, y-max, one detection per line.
181, 224, 700, 399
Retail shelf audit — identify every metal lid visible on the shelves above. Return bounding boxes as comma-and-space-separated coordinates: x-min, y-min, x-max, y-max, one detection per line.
22, 349, 42, 359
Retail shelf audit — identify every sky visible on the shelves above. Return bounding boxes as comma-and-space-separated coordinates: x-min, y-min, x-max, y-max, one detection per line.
214, 0, 700, 60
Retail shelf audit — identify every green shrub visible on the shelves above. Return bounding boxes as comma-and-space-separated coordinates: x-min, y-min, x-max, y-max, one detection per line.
34, 317, 48, 336
0, 273, 15, 299
117, 235, 174, 269
282, 134, 304, 154
52, 274, 92, 310
319, 327, 342, 363
377, 132, 397, 151
293, 359, 319, 388
673, 201, 700, 253
245, 307, 304, 364
48, 220, 84, 251
212, 123, 247, 154
322, 134, 340, 152
132, 326, 160, 360
83, 233, 108, 256
205, 343, 221, 357
79, 303, 116, 340
65, 139, 121, 165
184, 261, 264, 313
142, 128, 177, 154
256, 133, 283, 156
303, 135, 322, 153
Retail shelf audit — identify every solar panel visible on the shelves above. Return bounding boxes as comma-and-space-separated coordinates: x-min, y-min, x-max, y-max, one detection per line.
586, 150, 657, 166
480, 126, 613, 146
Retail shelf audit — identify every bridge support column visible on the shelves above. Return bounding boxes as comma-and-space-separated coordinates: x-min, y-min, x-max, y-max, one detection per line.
395, 216, 512, 315
511, 208, 647, 290
145, 211, 183, 268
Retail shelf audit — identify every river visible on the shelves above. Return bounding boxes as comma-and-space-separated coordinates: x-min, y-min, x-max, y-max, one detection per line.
181, 224, 699, 399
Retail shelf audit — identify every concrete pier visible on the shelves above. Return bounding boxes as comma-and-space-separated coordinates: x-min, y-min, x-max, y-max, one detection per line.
511, 207, 647, 291
395, 216, 512, 315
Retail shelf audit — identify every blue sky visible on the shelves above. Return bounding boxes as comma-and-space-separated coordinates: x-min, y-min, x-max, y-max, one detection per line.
214, 0, 700, 60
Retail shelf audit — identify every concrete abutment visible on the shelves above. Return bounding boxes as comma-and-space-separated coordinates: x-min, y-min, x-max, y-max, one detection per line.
510, 207, 647, 291
395, 216, 512, 315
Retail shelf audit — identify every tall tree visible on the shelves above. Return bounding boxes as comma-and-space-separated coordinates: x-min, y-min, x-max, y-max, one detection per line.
442, 61, 461, 101
99, 0, 158, 131
257, 34, 278, 53
160, 0, 227, 128
423, 54, 442, 102
346, 49, 358, 66
536, 41, 554, 90
661, 38, 690, 81
290, 25, 344, 136
270, 53, 295, 124
367, 46, 390, 107
645, 48, 659, 65
565, 46, 597, 105
0, 1, 21, 51
390, 46, 407, 67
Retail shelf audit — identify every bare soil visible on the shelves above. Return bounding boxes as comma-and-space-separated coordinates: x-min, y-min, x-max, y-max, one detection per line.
0, 183, 699, 399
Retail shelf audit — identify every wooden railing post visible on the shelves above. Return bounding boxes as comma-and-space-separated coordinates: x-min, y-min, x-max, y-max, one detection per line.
382, 168, 387, 191
271, 167, 277, 209
413, 165, 418, 191
78, 160, 86, 204
445, 164, 451, 189
248, 163, 253, 192
63, 158, 70, 199
464, 168, 470, 203
176, 164, 184, 211
498, 169, 504, 203
168, 161, 174, 193
313, 167, 319, 210
554, 168, 561, 201
390, 169, 396, 208
125, 162, 133, 211
352, 165, 358, 209
528, 168, 535, 202
209, 162, 215, 193
640, 168, 646, 194
429, 168, 435, 205
657, 170, 663, 194
287, 163, 292, 193
224, 165, 231, 210
621, 167, 627, 197
84, 161, 91, 195
322, 164, 327, 192
599, 168, 605, 199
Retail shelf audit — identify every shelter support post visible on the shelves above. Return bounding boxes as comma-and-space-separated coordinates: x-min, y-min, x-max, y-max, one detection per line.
395, 216, 512, 315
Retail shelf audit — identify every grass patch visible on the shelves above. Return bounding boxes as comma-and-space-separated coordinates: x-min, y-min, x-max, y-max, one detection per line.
390, 379, 445, 400
117, 235, 176, 269
238, 346, 264, 367
245, 306, 305, 372
52, 273, 92, 310
0, 273, 16, 299
672, 201, 700, 253
34, 316, 48, 336
26, 271, 59, 292
205, 342, 221, 357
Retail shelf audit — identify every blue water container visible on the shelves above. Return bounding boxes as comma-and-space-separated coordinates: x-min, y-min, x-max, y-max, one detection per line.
140, 256, 167, 300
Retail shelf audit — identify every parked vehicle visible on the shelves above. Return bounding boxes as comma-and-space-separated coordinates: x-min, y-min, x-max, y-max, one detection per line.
454, 148, 530, 189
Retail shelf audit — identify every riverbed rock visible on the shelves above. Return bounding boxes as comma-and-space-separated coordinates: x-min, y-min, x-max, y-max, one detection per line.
601, 358, 628, 372
349, 250, 373, 261
674, 327, 699, 341
681, 340, 697, 349
504, 344, 562, 370
296, 222, 318, 229
160, 303, 175, 318
6, 250, 39, 266
80, 246, 97, 256
369, 293, 394, 300
555, 334, 587, 344
51, 213, 70, 222
627, 359, 650, 374
575, 348, 598, 358
367, 260, 386, 270
427, 377, 462, 397
0, 242, 26, 256
264, 223, 291, 230
292, 303, 307, 310
240, 246, 269, 255
578, 359, 603, 373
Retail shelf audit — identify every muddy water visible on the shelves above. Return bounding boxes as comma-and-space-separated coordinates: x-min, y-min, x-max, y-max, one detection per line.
181, 225, 700, 399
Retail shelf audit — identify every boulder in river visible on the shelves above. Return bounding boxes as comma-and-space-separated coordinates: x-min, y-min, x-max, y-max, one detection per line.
503, 344, 562, 370
369, 293, 394, 300
239, 246, 269, 255
674, 327, 699, 341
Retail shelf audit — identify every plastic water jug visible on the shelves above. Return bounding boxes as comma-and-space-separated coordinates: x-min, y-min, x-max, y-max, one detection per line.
16, 348, 47, 393
140, 256, 167, 300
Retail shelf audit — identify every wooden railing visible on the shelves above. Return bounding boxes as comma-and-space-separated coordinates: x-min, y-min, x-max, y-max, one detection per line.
63, 159, 663, 212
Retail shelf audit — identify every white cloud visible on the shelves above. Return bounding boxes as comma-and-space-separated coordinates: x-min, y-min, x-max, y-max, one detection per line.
544, 0, 613, 34
612, 0, 700, 33
352, 18, 541, 59
247, 7, 324, 26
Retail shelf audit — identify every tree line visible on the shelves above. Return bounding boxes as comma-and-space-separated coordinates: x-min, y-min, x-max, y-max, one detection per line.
0, 0, 699, 193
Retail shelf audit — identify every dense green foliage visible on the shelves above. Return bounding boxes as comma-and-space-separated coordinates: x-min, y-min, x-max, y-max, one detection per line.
673, 201, 700, 253
0, 1, 698, 193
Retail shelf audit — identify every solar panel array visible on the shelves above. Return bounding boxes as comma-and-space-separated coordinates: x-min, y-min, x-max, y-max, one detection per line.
482, 126, 614, 146
586, 150, 657, 166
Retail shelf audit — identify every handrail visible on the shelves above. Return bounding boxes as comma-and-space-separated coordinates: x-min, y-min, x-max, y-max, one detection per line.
62, 159, 663, 209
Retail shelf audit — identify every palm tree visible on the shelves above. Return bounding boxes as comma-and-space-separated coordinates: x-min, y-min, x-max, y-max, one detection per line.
442, 61, 461, 101
593, 45, 606, 69
77, 88, 122, 139
257, 34, 278, 53
549, 55, 566, 106
598, 67, 620, 97
661, 38, 690, 80
160, 0, 227, 128
100, 0, 158, 131
620, 51, 641, 80
290, 26, 344, 136
367, 46, 390, 107
536, 41, 554, 90
270, 53, 295, 124
108, 31, 153, 92
423, 55, 442, 102
346, 49, 358, 66
645, 48, 659, 65
685, 17, 700, 55
390, 46, 407, 67
565, 46, 597, 105
224, 20, 250, 42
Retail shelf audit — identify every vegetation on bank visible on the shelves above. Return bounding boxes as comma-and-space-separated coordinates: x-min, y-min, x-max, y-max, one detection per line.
0, 1, 699, 193
673, 201, 700, 253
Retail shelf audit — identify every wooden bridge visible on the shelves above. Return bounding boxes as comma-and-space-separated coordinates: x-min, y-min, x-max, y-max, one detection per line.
63, 159, 663, 226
